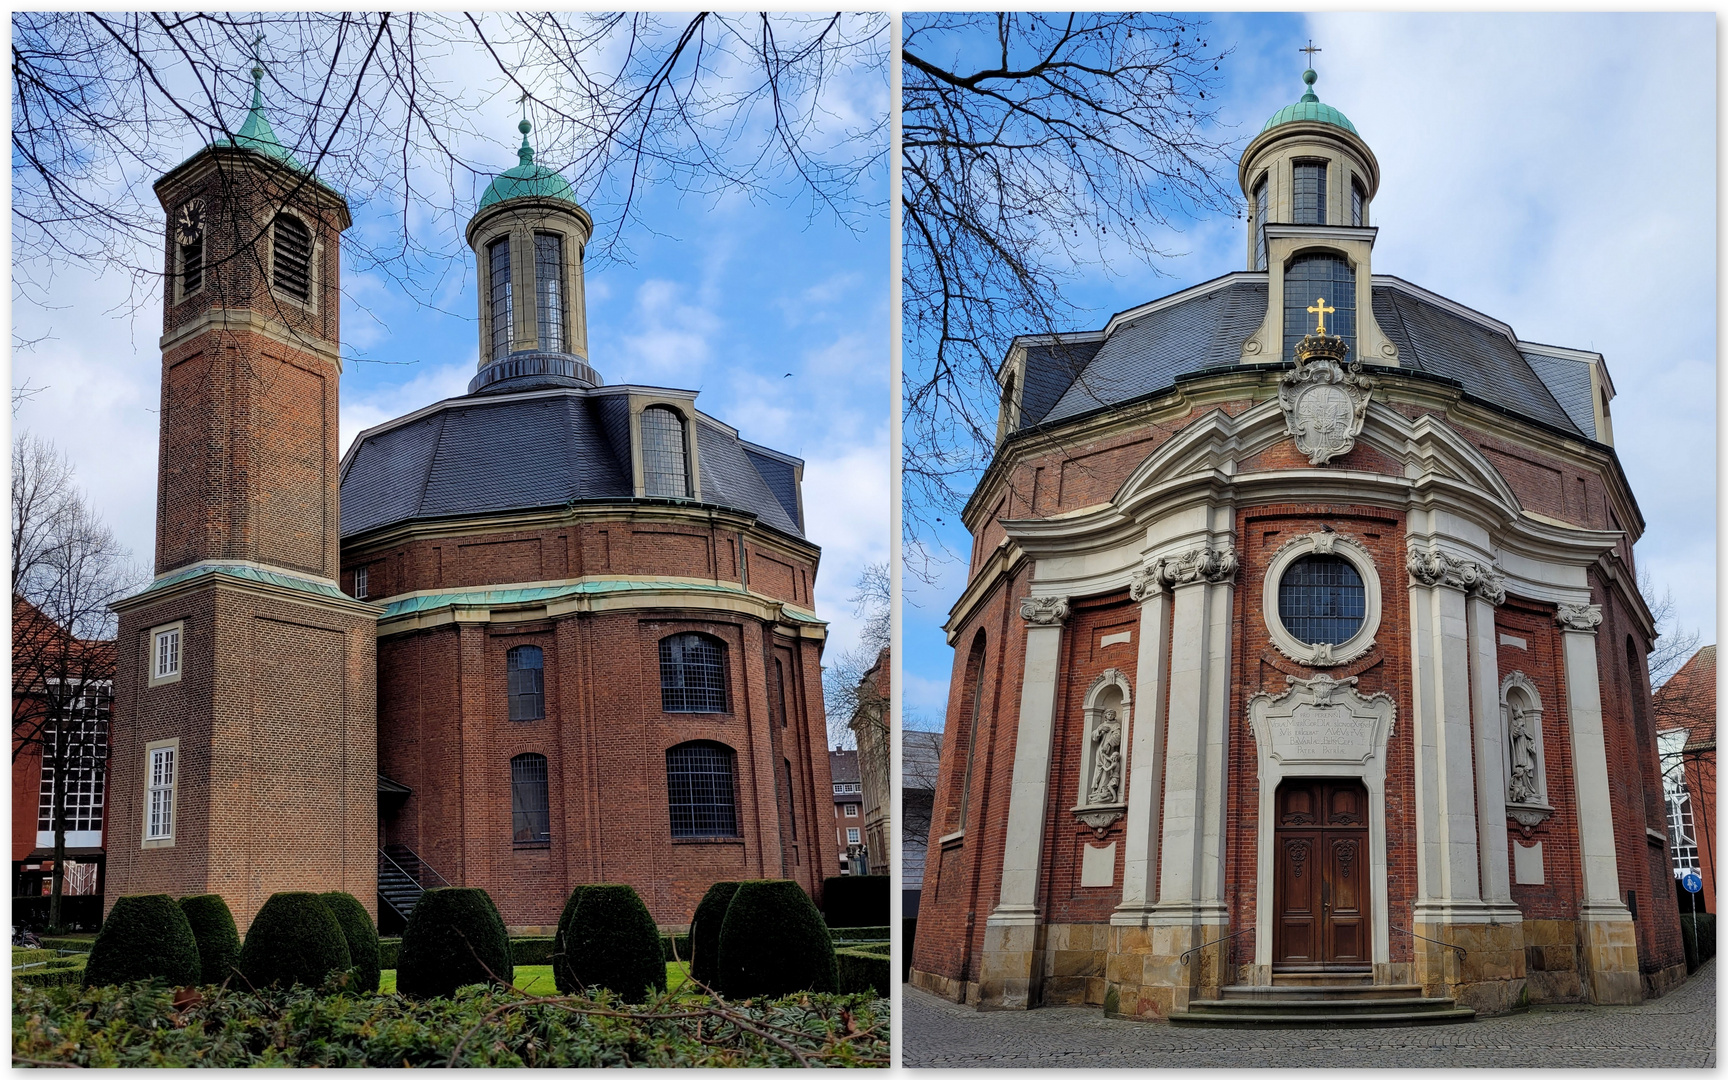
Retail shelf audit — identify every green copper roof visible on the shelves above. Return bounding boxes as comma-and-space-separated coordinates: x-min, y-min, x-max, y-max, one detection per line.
1261, 68, 1359, 136
379, 578, 825, 623
477, 120, 578, 210
220, 63, 308, 171
140, 562, 352, 602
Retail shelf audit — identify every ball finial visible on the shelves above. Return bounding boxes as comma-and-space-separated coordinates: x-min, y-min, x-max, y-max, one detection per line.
519, 119, 531, 135
1303, 68, 1317, 87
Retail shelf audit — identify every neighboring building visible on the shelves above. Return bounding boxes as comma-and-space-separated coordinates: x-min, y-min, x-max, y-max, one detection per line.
831, 749, 865, 873
851, 648, 892, 879
910, 65, 1685, 1020
11, 597, 114, 928
1656, 646, 1715, 913
104, 67, 837, 935
901, 729, 943, 918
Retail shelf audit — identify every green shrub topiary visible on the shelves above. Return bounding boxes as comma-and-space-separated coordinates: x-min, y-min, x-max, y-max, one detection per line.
320, 891, 382, 993
715, 880, 837, 999
660, 933, 693, 963
511, 936, 557, 966
686, 881, 741, 988
178, 895, 242, 986
84, 894, 201, 989
396, 887, 513, 999
237, 892, 352, 990
820, 875, 890, 928
835, 947, 891, 997
552, 884, 667, 1003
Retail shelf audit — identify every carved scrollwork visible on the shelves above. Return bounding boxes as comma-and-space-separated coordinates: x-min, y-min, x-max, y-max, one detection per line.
1129, 566, 1161, 603
1019, 595, 1071, 627
1406, 543, 1506, 604
1555, 602, 1603, 634
1287, 838, 1311, 879
1158, 543, 1238, 588
1336, 838, 1358, 879
1277, 348, 1374, 466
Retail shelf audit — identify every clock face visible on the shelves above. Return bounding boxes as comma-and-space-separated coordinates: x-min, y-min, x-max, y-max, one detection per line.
174, 199, 205, 246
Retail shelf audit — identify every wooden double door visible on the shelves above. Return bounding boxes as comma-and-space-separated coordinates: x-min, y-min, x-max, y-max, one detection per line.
1272, 778, 1371, 970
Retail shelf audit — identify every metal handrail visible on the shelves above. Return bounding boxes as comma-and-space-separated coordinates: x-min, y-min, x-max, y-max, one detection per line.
380, 845, 449, 890
1178, 926, 1254, 967
1390, 923, 1466, 958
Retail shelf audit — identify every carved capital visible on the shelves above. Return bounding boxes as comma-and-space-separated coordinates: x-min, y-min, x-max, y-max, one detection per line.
1129, 566, 1162, 603
1555, 602, 1604, 634
1159, 543, 1238, 588
1019, 595, 1071, 627
1406, 543, 1505, 602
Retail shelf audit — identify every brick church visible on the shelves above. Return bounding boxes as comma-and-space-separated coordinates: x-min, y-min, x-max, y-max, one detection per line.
910, 66, 1687, 1020
103, 66, 837, 936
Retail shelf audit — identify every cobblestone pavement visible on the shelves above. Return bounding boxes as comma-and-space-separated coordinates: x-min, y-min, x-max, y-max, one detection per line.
902, 961, 1715, 1068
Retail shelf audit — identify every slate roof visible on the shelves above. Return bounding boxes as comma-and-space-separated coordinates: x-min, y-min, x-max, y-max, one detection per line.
339, 386, 806, 541
1012, 273, 1598, 442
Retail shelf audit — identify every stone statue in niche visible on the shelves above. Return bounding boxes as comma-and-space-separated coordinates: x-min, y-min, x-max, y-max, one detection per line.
1088, 709, 1123, 805
1507, 704, 1539, 804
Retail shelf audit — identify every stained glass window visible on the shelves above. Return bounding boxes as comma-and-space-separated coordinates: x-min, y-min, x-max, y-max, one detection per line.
1278, 554, 1366, 646
667, 742, 739, 838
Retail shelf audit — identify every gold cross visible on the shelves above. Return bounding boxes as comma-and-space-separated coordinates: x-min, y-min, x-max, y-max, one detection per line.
1300, 40, 1322, 63
1307, 296, 1335, 336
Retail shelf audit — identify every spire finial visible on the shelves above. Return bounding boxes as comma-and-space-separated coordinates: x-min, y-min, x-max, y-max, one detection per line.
249, 32, 266, 110
516, 92, 534, 166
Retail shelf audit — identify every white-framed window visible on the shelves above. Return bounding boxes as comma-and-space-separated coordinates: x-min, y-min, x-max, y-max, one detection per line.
844, 803, 859, 817
144, 739, 178, 845
36, 681, 110, 848
1659, 729, 1700, 876
354, 565, 369, 599
846, 827, 861, 845
149, 622, 184, 686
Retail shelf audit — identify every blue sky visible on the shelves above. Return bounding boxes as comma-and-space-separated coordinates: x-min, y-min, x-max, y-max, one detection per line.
902, 12, 1716, 731
11, 31, 891, 689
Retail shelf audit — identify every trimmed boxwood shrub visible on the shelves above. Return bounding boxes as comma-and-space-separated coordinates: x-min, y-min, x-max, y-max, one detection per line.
687, 881, 741, 988
715, 880, 837, 999
511, 936, 557, 966
379, 938, 401, 970
237, 892, 351, 990
396, 887, 512, 999
835, 946, 891, 997
38, 937, 95, 953
320, 891, 382, 993
178, 895, 242, 986
553, 884, 666, 1003
660, 934, 693, 963
821, 875, 889, 928
83, 894, 201, 989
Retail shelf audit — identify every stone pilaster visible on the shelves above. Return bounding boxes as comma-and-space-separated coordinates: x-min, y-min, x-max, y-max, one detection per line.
1556, 602, 1642, 1005
1114, 567, 1170, 924
978, 595, 1069, 1009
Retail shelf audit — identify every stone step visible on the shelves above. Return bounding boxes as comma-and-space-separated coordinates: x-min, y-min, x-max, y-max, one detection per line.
1168, 1006, 1477, 1029
1270, 970, 1374, 986
1187, 995, 1461, 1016
1221, 983, 1427, 1002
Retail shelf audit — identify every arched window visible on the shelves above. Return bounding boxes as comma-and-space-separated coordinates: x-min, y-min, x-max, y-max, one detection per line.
666, 741, 739, 838
535, 233, 565, 352
507, 645, 544, 721
1293, 161, 1327, 224
511, 753, 550, 846
641, 406, 690, 498
660, 633, 727, 713
488, 237, 514, 359
1282, 252, 1356, 362
272, 214, 312, 302
955, 631, 987, 832
1253, 176, 1269, 271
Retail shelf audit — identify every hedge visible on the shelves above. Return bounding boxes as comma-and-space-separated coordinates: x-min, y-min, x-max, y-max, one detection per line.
320, 892, 382, 994
15, 959, 87, 990
512, 937, 557, 967
835, 947, 891, 997
83, 895, 201, 989
687, 881, 742, 988
178, 895, 242, 987
553, 884, 666, 1003
38, 937, 95, 954
13, 980, 890, 1067
715, 880, 837, 999
830, 925, 891, 943
661, 934, 693, 964
821, 875, 889, 929
238, 893, 352, 990
396, 887, 513, 999
381, 934, 682, 973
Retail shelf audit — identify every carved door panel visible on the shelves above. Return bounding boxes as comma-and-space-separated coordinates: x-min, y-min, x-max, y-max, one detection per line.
1273, 778, 1371, 970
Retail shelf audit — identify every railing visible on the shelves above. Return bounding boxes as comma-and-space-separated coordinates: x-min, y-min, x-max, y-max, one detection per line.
1178, 926, 1255, 967
381, 845, 450, 890
1391, 923, 1467, 958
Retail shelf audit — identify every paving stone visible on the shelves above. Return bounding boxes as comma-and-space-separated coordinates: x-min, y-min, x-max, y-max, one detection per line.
901, 959, 1716, 1068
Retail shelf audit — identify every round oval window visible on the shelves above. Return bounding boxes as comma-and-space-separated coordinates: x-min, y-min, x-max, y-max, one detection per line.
1277, 553, 1366, 646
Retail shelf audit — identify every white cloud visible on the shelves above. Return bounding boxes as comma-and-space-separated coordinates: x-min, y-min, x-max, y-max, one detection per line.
339, 361, 476, 457
615, 279, 723, 384
803, 433, 892, 657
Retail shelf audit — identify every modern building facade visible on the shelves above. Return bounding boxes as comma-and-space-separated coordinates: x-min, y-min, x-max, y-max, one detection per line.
831, 749, 865, 874
104, 71, 837, 935
910, 67, 1685, 1020
1655, 646, 1715, 913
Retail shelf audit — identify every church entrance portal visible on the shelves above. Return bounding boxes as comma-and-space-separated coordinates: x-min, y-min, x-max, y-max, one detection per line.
1272, 778, 1371, 971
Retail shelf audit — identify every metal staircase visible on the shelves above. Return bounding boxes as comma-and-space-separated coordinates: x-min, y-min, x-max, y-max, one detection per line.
377, 845, 449, 922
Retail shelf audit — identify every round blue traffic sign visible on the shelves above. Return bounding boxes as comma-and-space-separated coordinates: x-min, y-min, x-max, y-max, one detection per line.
1683, 872, 1703, 894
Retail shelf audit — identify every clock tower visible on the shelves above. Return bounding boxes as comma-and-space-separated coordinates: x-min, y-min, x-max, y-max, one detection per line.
106, 63, 380, 931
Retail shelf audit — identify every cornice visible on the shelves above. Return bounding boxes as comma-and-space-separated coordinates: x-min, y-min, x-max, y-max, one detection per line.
160, 307, 340, 369
941, 540, 1026, 643
114, 563, 382, 619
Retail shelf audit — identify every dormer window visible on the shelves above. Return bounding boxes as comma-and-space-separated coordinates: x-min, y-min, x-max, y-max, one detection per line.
535, 233, 565, 353
488, 237, 514, 359
1253, 176, 1269, 271
271, 214, 312, 302
1294, 161, 1327, 225
641, 405, 690, 498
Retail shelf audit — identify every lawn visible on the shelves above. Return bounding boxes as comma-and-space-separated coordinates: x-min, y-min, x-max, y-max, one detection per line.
377, 962, 689, 996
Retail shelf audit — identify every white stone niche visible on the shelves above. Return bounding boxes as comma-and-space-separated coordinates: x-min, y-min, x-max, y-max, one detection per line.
1072, 668, 1131, 838
1247, 673, 1396, 982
